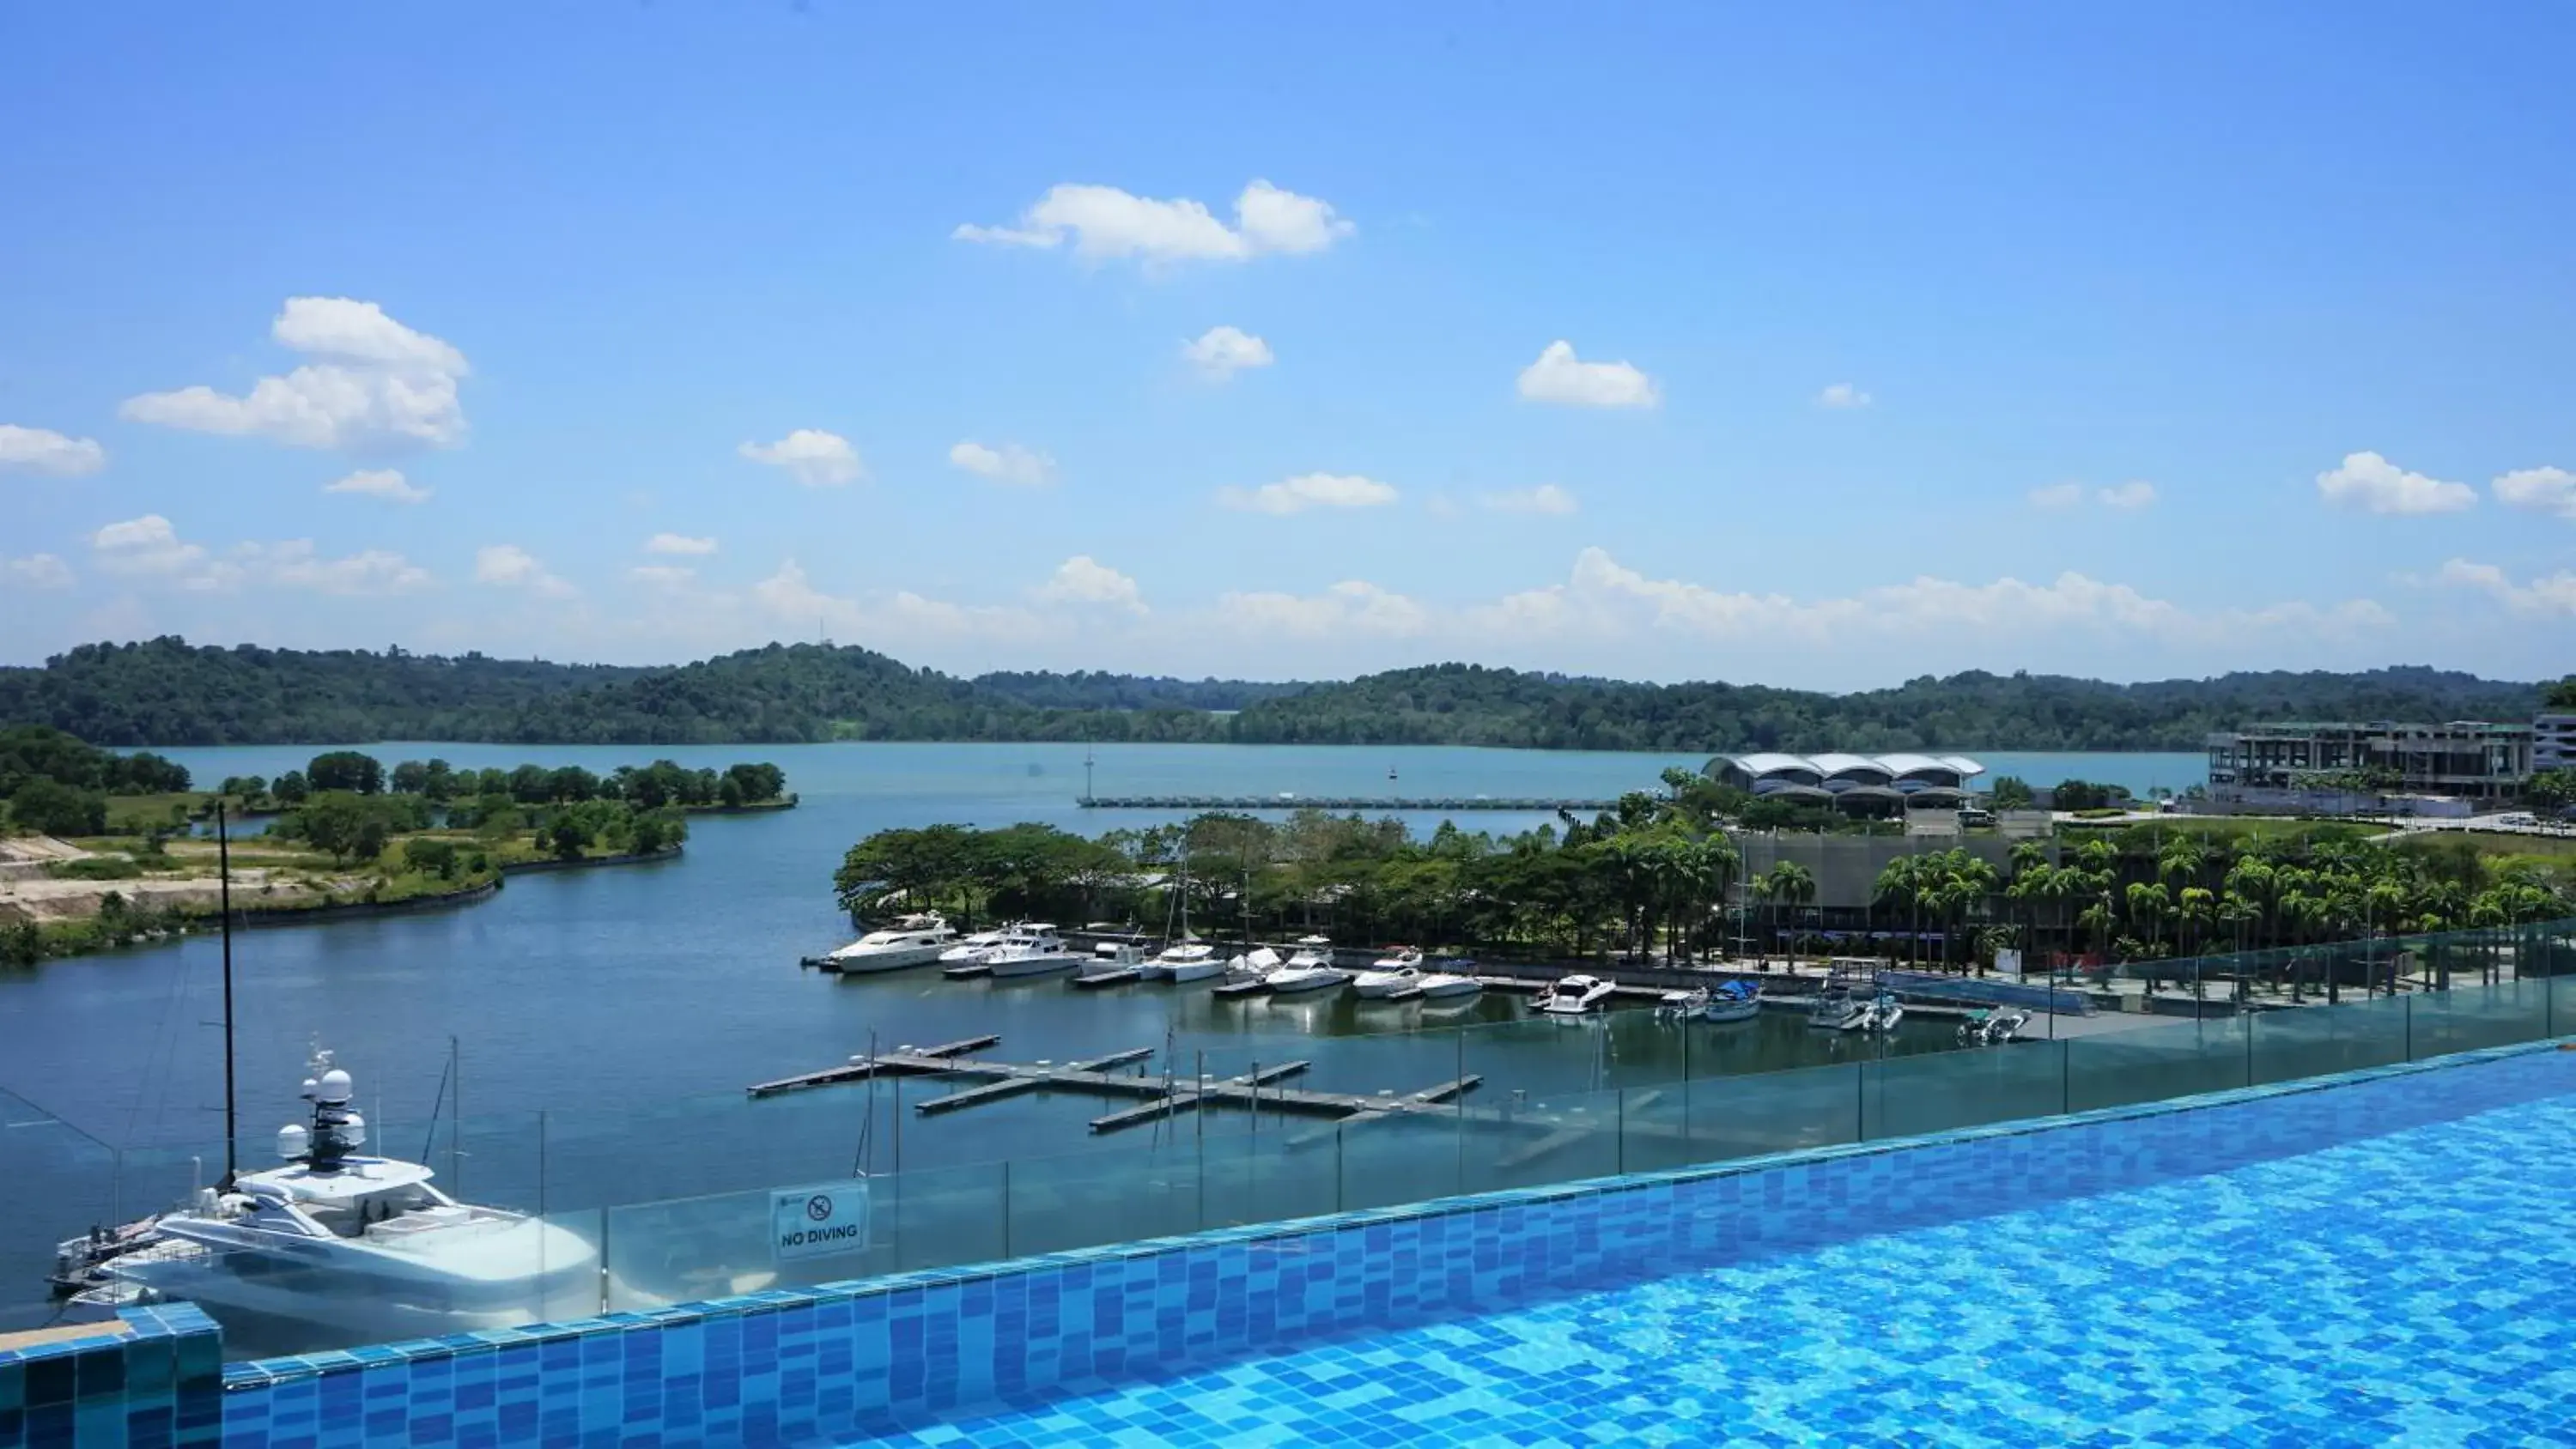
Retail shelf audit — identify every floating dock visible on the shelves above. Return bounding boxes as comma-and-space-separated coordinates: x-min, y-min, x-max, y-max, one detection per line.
1078, 795, 1621, 813
747, 1036, 1483, 1134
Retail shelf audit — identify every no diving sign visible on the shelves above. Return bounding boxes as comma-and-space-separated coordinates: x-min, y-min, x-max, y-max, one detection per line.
772, 1181, 871, 1261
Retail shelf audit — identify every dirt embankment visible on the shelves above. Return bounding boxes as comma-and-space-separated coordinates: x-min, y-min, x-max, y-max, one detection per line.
0, 836, 352, 925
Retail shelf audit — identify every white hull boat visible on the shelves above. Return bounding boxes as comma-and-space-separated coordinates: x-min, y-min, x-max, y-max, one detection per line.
938, 925, 1014, 966
1141, 942, 1218, 982
1861, 994, 1905, 1033
1808, 990, 1868, 1031
823, 913, 957, 973
1266, 948, 1348, 994
65, 1050, 599, 1345
1535, 974, 1616, 1016
1350, 967, 1418, 997
1413, 970, 1483, 999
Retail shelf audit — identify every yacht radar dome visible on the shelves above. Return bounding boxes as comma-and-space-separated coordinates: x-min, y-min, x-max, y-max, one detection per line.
276, 1123, 309, 1160
316, 1068, 354, 1105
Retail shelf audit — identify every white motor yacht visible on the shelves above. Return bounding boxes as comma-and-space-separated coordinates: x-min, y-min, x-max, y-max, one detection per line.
984, 925, 1084, 978
1370, 945, 1425, 971
1349, 963, 1419, 997
59, 1052, 598, 1343
1808, 986, 1868, 1031
1861, 991, 1905, 1033
1413, 960, 1484, 999
1534, 974, 1616, 1016
1265, 947, 1350, 995
822, 912, 957, 973
938, 924, 1016, 966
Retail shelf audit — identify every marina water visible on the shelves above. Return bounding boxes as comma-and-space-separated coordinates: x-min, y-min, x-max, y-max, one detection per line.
0, 741, 2202, 1328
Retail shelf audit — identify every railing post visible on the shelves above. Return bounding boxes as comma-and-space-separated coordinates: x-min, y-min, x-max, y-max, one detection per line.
1001, 1158, 1012, 1258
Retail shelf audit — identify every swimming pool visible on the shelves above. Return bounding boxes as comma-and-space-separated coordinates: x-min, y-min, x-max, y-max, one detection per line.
843, 1047, 2576, 1446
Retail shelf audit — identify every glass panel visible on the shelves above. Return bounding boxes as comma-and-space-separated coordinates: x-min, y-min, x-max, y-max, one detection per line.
2407, 979, 2550, 1058
0, 1088, 122, 1334
1334, 1113, 1465, 1213
2065, 1017, 2251, 1113
1860, 1041, 2070, 1140
604, 1161, 1007, 1312
2248, 993, 2410, 1085
1200, 1129, 1340, 1228
1003, 1141, 1208, 1256
1462, 1085, 1622, 1195
1659, 1061, 1863, 1163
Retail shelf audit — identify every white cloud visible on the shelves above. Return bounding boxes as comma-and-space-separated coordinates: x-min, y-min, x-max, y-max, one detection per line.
751, 559, 1053, 645
92, 515, 210, 579
738, 429, 864, 488
0, 424, 106, 476
1216, 580, 1429, 640
630, 565, 696, 585
88, 515, 428, 594
2032, 480, 2157, 511
644, 533, 718, 556
2315, 451, 2475, 515
1032, 555, 1145, 614
3, 554, 74, 589
2493, 466, 2576, 520
120, 297, 468, 451
2436, 558, 2576, 616
1516, 341, 1659, 409
474, 544, 575, 598
948, 440, 1056, 487
1182, 325, 1274, 379
954, 179, 1352, 264
1814, 383, 1872, 409
323, 468, 431, 504
1471, 548, 2393, 649
230, 540, 432, 596
1217, 472, 1399, 515
1480, 484, 1578, 516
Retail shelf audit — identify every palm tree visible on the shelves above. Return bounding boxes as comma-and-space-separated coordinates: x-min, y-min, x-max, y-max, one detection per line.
2178, 886, 2215, 999
2125, 881, 2170, 989
1767, 860, 1816, 969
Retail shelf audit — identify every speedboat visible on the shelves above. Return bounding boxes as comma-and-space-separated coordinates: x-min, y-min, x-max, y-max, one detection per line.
1662, 979, 1759, 1022
1860, 991, 1905, 1033
1266, 947, 1349, 995
938, 924, 1016, 966
983, 925, 1084, 978
1983, 1008, 2031, 1045
820, 912, 956, 973
1414, 959, 1484, 998
1957, 1009, 1992, 1046
1534, 974, 1616, 1016
58, 1051, 598, 1342
1370, 945, 1425, 972
1808, 985, 1868, 1031
1349, 949, 1420, 997
1214, 947, 1283, 995
1140, 940, 1220, 982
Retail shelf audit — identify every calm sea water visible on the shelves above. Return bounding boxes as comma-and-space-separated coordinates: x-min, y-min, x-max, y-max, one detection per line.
0, 742, 2201, 1325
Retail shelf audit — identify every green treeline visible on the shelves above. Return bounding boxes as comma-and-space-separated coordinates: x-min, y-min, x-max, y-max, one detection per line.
1, 636, 2562, 752
832, 804, 2575, 972
1, 725, 194, 835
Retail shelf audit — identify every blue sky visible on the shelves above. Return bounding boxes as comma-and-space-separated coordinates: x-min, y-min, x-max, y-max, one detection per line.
3, 3, 2571, 686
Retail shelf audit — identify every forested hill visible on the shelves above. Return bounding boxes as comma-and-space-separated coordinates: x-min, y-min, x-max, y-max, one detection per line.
0, 638, 2555, 751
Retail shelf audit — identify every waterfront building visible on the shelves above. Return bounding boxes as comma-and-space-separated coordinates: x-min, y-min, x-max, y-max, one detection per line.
2204, 720, 2533, 804
1704, 751, 1984, 815
2539, 711, 2576, 773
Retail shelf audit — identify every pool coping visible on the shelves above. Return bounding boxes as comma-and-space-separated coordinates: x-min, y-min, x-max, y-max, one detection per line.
219, 1032, 2572, 1390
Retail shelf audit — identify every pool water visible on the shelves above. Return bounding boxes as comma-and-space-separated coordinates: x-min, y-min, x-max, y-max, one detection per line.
854, 1076, 2576, 1446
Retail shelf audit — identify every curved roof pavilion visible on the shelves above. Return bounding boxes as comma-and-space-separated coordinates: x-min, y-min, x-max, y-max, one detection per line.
1704, 751, 1986, 796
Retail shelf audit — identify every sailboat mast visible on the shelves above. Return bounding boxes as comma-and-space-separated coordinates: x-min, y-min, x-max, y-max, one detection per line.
216, 801, 238, 1186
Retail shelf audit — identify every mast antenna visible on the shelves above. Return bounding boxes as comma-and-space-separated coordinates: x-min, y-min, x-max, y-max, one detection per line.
216, 802, 239, 1187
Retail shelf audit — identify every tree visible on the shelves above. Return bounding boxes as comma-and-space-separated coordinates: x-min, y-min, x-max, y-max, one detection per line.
421, 758, 457, 801
272, 770, 309, 804
390, 761, 430, 795
548, 814, 591, 859
8, 778, 106, 836
1990, 776, 2034, 810
508, 764, 552, 803
403, 838, 459, 878
307, 751, 384, 795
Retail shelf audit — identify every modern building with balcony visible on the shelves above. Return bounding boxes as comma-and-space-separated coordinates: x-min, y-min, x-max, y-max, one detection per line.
2205, 720, 2534, 804
1705, 750, 1984, 815
2538, 711, 2576, 773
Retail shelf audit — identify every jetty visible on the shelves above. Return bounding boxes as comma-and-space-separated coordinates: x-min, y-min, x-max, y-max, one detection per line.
1078, 795, 1620, 813
747, 1036, 1481, 1134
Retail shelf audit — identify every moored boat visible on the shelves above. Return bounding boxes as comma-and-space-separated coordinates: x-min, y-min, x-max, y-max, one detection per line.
818, 912, 957, 973
1534, 974, 1616, 1016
